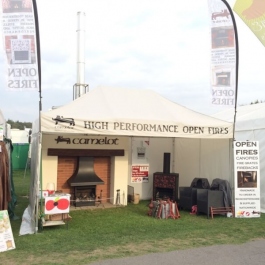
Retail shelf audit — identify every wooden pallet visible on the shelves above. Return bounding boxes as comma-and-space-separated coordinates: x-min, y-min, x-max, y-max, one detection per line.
210, 206, 234, 219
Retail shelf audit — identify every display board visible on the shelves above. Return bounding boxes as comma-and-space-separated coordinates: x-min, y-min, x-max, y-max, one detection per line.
0, 210, 16, 252
234, 141, 260, 217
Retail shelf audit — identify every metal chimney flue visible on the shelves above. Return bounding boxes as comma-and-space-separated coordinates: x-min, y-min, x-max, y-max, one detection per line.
73, 11, 88, 100
163, 153, 171, 174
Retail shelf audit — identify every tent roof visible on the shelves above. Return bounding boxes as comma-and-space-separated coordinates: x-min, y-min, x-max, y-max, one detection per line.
212, 102, 265, 131
41, 86, 233, 138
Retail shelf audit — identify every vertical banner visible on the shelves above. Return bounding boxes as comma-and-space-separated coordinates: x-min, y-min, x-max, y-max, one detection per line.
208, 0, 237, 107
234, 141, 260, 218
233, 0, 265, 47
0, 0, 39, 90
131, 138, 150, 183
0, 210, 16, 252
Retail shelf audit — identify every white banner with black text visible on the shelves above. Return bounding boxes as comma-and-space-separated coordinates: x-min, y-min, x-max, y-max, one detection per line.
234, 141, 261, 218
208, 0, 237, 107
0, 0, 39, 91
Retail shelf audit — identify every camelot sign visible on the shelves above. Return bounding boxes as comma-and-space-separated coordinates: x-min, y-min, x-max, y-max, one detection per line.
55, 136, 119, 145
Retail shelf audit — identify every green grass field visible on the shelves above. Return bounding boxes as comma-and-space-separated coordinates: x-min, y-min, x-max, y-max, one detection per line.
1, 170, 265, 265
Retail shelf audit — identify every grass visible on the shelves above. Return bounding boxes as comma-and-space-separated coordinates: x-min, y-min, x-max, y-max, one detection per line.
1, 170, 265, 265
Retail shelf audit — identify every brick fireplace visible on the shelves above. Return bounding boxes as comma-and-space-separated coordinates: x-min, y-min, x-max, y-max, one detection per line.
56, 156, 110, 206
47, 148, 125, 207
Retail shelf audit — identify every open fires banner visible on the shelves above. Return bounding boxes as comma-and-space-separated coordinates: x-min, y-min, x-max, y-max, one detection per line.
234, 141, 261, 218
208, 0, 237, 107
0, 0, 39, 90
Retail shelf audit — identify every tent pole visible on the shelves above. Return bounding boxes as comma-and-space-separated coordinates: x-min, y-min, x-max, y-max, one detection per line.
172, 138, 175, 172
32, 0, 42, 233
221, 0, 239, 141
221, 0, 239, 208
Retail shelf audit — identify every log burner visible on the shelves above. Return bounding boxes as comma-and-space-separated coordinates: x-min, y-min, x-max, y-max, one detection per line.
68, 156, 104, 206
153, 153, 179, 201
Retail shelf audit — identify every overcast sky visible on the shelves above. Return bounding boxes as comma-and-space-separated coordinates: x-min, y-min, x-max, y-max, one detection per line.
0, 0, 265, 123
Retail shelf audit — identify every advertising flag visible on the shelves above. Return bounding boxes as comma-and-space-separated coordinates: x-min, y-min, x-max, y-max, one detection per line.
0, 0, 39, 91
208, 0, 238, 107
233, 0, 265, 47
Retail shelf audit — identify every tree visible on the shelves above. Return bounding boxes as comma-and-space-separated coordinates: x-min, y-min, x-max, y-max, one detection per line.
7, 119, 32, 130
251, 100, 264, 104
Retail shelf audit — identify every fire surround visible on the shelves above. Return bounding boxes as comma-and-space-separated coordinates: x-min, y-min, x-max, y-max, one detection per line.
68, 156, 105, 207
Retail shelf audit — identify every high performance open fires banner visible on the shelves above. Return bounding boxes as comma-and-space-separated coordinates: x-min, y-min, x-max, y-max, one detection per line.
234, 141, 261, 218
0, 0, 39, 90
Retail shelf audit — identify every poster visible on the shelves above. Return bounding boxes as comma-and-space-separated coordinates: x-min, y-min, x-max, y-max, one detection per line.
44, 194, 71, 215
208, 0, 237, 107
131, 164, 149, 183
131, 138, 150, 183
234, 141, 260, 218
0, 210, 16, 252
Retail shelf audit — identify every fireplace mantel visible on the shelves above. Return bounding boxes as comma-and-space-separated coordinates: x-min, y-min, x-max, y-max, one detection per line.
47, 149, 124, 157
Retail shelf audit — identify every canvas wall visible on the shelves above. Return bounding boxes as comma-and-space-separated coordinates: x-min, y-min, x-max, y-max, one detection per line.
128, 137, 233, 201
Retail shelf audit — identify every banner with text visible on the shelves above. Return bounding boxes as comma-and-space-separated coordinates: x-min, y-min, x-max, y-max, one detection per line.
234, 141, 260, 218
208, 0, 237, 107
233, 0, 265, 47
0, 0, 39, 90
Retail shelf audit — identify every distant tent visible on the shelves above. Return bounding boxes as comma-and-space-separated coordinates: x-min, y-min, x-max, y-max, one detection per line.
11, 129, 30, 170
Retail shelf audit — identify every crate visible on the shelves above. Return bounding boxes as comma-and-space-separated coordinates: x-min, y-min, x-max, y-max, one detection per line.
210, 206, 234, 219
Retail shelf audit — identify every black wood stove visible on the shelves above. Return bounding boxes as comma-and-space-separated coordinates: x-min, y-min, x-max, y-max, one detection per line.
153, 153, 179, 202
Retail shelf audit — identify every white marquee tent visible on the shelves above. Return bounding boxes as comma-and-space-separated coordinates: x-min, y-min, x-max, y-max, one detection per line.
213, 102, 265, 212
25, 86, 235, 234
41, 86, 233, 138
